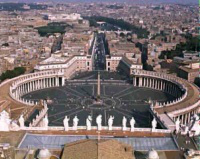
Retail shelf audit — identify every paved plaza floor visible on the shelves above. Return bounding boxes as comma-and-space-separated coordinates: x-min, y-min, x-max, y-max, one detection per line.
23, 79, 175, 128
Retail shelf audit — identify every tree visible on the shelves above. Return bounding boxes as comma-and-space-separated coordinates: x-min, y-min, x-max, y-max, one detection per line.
159, 34, 199, 59
0, 67, 26, 81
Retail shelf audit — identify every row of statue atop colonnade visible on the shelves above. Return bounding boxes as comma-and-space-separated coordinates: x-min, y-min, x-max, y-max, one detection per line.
0, 110, 158, 132
43, 114, 158, 132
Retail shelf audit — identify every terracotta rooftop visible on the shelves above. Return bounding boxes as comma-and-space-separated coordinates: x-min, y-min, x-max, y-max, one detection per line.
62, 139, 134, 159
179, 66, 199, 73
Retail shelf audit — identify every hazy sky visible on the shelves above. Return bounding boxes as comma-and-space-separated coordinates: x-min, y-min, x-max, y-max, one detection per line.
0, 0, 198, 4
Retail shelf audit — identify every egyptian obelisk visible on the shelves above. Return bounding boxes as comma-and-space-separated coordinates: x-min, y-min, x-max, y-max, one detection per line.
97, 72, 100, 99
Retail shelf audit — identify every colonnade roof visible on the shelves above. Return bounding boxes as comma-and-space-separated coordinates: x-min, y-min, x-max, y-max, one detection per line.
0, 82, 28, 120
155, 79, 199, 115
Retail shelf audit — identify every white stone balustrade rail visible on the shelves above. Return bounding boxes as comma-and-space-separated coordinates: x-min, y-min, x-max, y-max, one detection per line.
29, 105, 48, 127
169, 100, 200, 116
19, 126, 171, 133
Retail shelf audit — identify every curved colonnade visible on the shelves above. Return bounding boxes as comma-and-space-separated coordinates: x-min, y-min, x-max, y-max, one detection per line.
133, 69, 200, 125
0, 68, 199, 131
9, 70, 65, 106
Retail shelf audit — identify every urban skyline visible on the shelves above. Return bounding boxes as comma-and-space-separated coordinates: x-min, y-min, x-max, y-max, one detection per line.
0, 1, 199, 159
0, 0, 198, 4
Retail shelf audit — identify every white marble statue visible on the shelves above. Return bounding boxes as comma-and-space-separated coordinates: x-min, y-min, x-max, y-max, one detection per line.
0, 111, 11, 131
63, 116, 70, 131
108, 116, 114, 131
10, 121, 20, 131
130, 117, 135, 132
43, 100, 47, 107
175, 118, 180, 133
190, 114, 200, 136
73, 115, 79, 131
150, 103, 154, 110
152, 118, 157, 132
86, 115, 92, 130
183, 126, 189, 135
19, 114, 25, 128
122, 116, 127, 131
96, 115, 102, 131
43, 115, 49, 129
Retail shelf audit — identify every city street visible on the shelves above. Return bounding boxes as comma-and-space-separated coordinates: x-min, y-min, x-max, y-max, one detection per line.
93, 33, 107, 70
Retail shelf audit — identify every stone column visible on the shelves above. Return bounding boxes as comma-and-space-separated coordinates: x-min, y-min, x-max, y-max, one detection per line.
19, 85, 21, 96
133, 77, 136, 86
170, 84, 173, 95
163, 81, 166, 91
62, 77, 65, 86
166, 83, 169, 94
173, 85, 176, 97
169, 83, 172, 95
36, 80, 39, 90
47, 78, 49, 88
34, 80, 37, 90
52, 77, 55, 87
160, 80, 163, 91
139, 77, 142, 87
174, 86, 177, 97
41, 79, 43, 89
150, 78, 152, 88
38, 80, 40, 89
157, 80, 159, 90
159, 80, 161, 90
33, 81, 36, 91
20, 84, 23, 95
184, 114, 188, 125
43, 79, 45, 89
23, 84, 26, 94
30, 81, 33, 91
43, 79, 45, 88
135, 77, 137, 86
44, 78, 47, 88
144, 78, 146, 87
14, 89, 17, 99
27, 82, 30, 93
22, 84, 24, 95
48, 78, 50, 87
155, 80, 158, 90
39, 79, 42, 89
56, 77, 59, 87
50, 78, 52, 87
97, 72, 101, 97
187, 112, 191, 124
181, 115, 184, 125
152, 79, 155, 89
32, 81, 34, 91
146, 78, 149, 87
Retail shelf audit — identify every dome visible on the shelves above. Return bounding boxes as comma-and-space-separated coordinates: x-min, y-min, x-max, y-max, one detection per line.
37, 148, 51, 159
147, 149, 159, 159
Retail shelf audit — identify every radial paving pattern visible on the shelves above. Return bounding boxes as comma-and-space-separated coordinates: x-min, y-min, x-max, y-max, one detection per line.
23, 79, 175, 128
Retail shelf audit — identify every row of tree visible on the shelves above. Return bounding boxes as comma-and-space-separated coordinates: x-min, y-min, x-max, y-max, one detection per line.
159, 34, 199, 59
84, 16, 149, 39
36, 22, 71, 37
0, 67, 26, 82
0, 3, 48, 11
